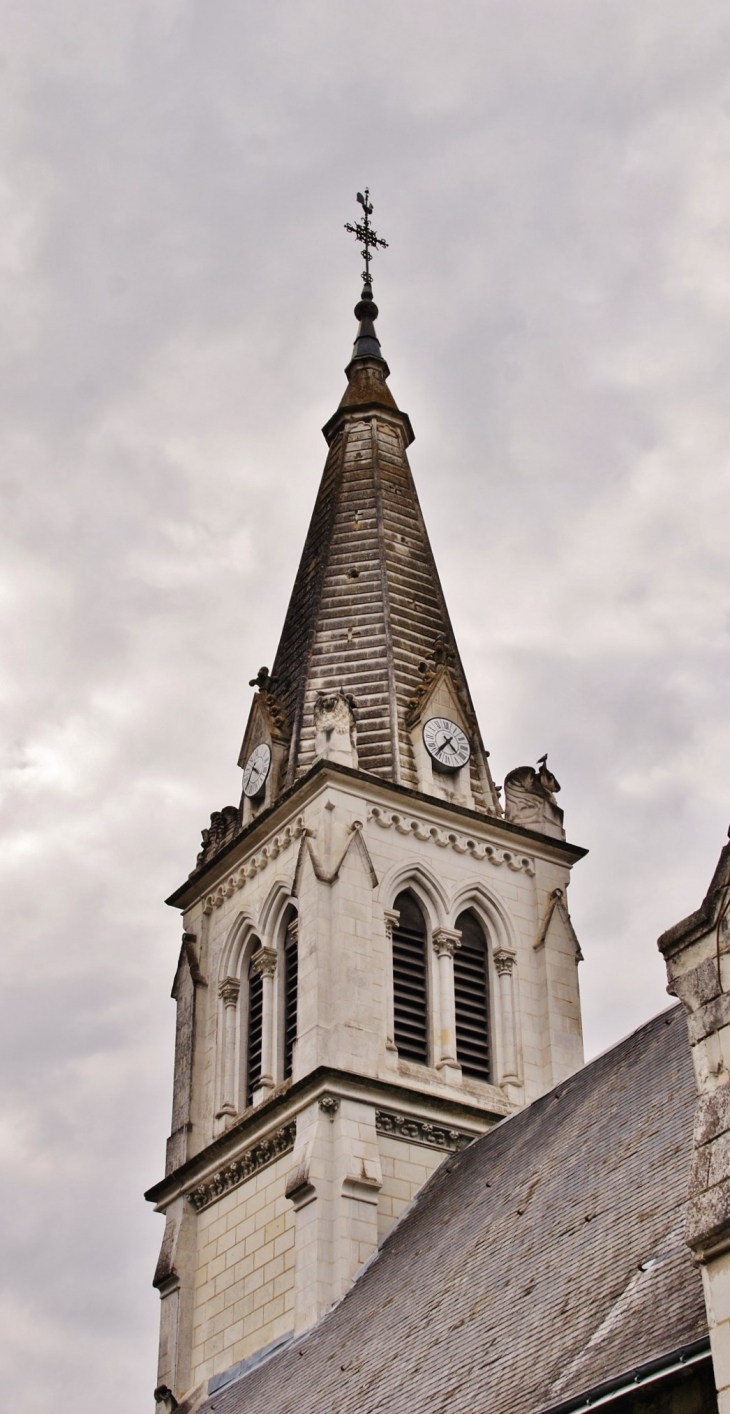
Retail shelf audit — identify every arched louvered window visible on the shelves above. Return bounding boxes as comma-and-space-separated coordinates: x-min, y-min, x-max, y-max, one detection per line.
283, 918, 298, 1081
246, 950, 263, 1106
454, 910, 490, 1081
392, 891, 428, 1064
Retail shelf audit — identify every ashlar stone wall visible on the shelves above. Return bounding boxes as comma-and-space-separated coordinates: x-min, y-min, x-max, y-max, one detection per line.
190, 1153, 295, 1390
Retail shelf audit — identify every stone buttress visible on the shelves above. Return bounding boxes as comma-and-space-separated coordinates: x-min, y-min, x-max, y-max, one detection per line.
659, 832, 730, 1414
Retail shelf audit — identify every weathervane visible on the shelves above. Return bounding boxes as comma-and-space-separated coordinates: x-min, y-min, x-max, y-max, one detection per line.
344, 189, 388, 285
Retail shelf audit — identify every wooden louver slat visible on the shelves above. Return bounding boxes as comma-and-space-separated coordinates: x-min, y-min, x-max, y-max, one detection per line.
454, 910, 490, 1081
246, 958, 264, 1106
392, 891, 428, 1064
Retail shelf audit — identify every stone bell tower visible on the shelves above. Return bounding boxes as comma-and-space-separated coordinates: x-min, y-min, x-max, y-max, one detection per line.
146, 203, 587, 1413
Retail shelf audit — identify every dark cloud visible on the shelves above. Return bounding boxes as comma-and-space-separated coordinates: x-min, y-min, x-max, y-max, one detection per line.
2, 1, 730, 1408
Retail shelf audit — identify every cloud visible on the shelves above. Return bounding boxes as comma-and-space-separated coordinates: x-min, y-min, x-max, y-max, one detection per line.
2, 1, 730, 1408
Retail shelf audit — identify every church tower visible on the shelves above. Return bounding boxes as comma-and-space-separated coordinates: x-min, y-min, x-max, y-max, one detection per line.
147, 199, 587, 1412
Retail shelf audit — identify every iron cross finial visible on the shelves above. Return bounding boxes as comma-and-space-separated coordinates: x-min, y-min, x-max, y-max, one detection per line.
344, 188, 388, 285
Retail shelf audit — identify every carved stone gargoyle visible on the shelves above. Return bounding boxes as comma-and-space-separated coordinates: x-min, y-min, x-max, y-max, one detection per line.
313, 689, 358, 769
503, 755, 565, 840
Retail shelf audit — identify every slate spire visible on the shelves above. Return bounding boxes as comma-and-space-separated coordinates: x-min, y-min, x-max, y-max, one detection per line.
257, 279, 500, 813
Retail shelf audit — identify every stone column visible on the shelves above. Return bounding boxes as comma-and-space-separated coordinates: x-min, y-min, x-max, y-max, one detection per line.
252, 946, 278, 1095
217, 976, 240, 1118
384, 908, 400, 1060
494, 950, 518, 1083
433, 928, 462, 1085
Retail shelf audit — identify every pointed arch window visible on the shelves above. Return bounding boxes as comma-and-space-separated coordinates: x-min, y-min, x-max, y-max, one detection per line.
283, 917, 298, 1081
246, 950, 264, 1106
392, 890, 428, 1064
453, 910, 490, 1081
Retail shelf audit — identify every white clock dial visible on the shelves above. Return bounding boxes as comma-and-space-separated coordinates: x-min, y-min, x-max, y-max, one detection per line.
242, 743, 271, 798
423, 717, 471, 772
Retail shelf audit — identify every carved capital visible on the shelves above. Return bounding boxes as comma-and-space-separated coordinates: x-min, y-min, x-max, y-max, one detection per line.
384, 908, 400, 943
494, 949, 516, 977
432, 927, 461, 959
319, 1094, 340, 1118
286, 917, 299, 943
251, 946, 278, 979
218, 976, 240, 1006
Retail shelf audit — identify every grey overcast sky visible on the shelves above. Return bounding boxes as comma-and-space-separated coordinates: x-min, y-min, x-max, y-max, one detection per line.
2, 2, 730, 1409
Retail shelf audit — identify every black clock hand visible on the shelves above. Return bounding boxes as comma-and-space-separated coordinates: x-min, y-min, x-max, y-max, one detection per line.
439, 735, 455, 753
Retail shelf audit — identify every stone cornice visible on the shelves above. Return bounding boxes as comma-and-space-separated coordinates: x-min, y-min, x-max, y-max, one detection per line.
144, 1063, 507, 1211
188, 1123, 296, 1212
370, 806, 536, 876
166, 760, 587, 914
375, 1109, 473, 1153
321, 400, 415, 449
184, 1106, 474, 1217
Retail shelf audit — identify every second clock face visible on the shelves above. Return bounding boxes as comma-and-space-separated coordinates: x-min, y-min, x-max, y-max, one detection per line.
423, 717, 471, 772
242, 742, 271, 798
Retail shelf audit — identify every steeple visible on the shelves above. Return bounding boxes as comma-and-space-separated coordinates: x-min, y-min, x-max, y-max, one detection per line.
239, 213, 499, 815
151, 204, 587, 1410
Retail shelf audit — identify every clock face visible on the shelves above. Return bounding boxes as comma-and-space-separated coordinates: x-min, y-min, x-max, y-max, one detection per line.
242, 743, 271, 798
423, 717, 471, 772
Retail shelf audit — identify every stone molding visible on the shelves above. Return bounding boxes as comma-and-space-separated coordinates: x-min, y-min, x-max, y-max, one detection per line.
375, 1109, 473, 1153
368, 807, 535, 875
292, 820, 378, 894
202, 818, 306, 913
188, 1122, 297, 1211
534, 887, 583, 961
